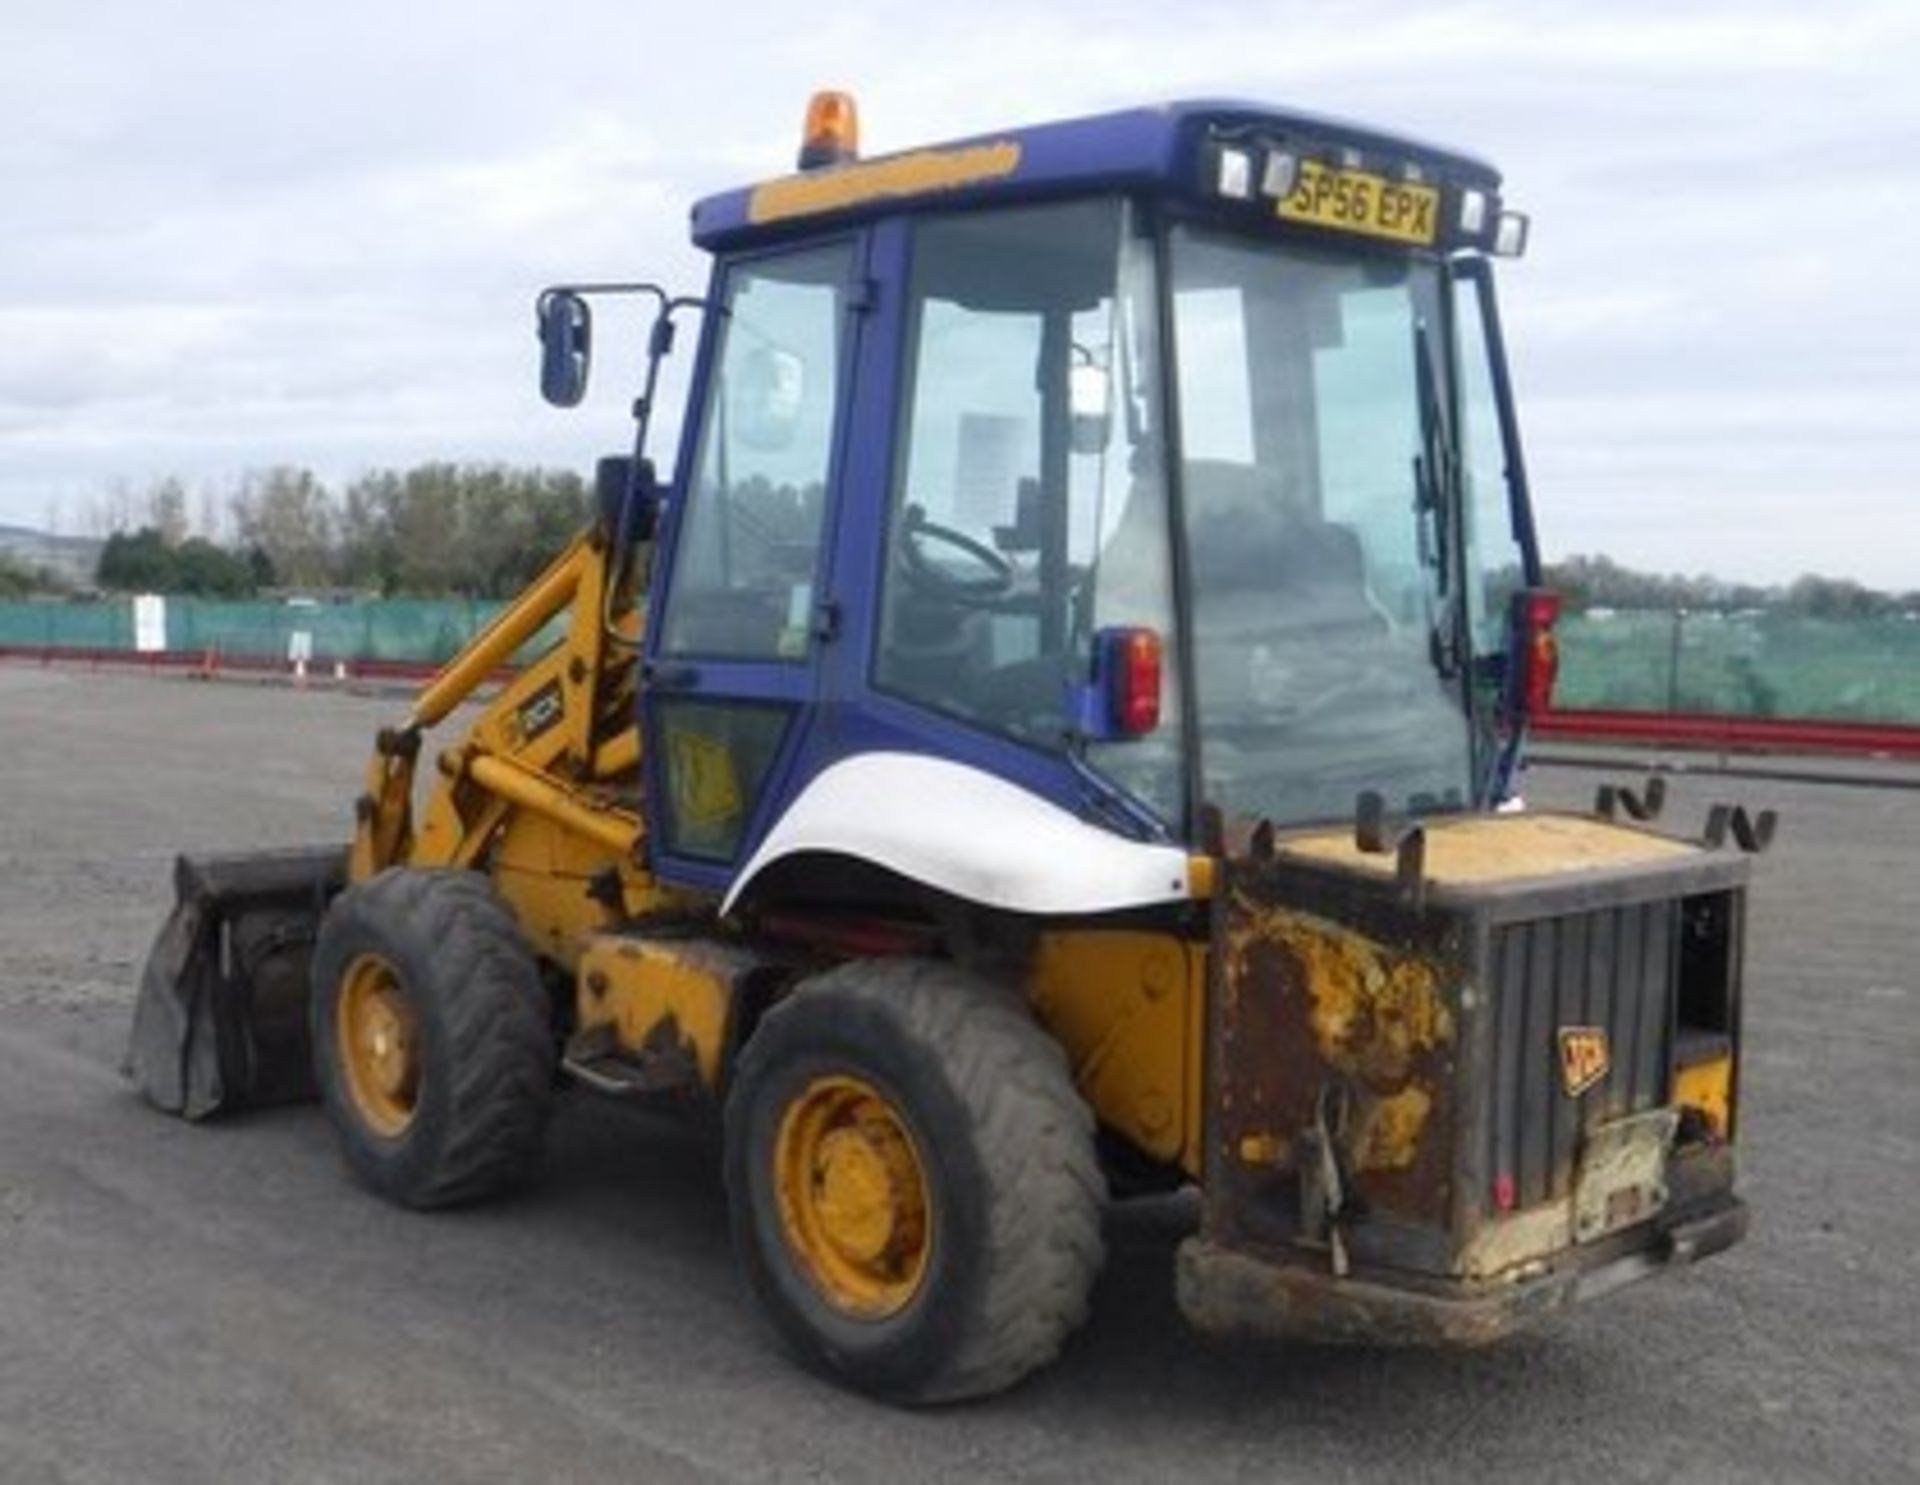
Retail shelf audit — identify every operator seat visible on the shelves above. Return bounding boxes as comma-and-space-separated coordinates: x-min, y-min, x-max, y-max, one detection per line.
1190, 462, 1383, 714
1181, 459, 1375, 634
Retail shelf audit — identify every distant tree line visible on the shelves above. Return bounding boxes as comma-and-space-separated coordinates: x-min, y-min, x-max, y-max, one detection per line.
0, 552, 61, 598
1542, 554, 1920, 619
84, 465, 590, 598
96, 529, 260, 596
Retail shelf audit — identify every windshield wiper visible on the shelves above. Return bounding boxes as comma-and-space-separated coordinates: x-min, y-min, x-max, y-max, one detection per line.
1412, 318, 1462, 678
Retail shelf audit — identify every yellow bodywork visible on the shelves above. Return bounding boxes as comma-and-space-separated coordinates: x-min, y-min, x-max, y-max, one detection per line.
349, 527, 691, 970
748, 141, 1023, 225
1674, 1052, 1734, 1140
1028, 930, 1207, 1177
575, 934, 761, 1089
1278, 811, 1697, 885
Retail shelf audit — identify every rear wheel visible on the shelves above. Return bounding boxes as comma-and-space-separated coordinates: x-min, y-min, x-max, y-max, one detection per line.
724, 959, 1104, 1402
310, 868, 553, 1208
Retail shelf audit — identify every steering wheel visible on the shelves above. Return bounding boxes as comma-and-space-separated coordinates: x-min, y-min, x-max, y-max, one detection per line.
899, 505, 1015, 601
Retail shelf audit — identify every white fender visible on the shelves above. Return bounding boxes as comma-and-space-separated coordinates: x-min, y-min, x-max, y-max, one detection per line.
722, 752, 1192, 917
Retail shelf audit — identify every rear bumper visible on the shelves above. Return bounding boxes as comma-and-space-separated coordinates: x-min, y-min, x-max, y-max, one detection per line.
1176, 1198, 1749, 1347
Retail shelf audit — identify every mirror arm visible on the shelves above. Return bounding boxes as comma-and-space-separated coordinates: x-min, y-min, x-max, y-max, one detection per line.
617, 295, 710, 560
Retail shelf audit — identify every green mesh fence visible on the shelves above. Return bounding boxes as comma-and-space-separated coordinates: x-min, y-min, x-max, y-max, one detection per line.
1556, 612, 1920, 723
162, 598, 502, 665
3, 598, 1919, 725
0, 597, 507, 666
0, 601, 137, 650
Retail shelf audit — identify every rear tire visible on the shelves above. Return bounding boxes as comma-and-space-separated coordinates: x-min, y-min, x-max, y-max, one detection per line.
310, 868, 553, 1208
724, 959, 1105, 1403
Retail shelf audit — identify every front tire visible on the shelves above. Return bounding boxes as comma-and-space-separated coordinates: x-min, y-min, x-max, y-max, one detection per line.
310, 868, 554, 1208
724, 959, 1104, 1403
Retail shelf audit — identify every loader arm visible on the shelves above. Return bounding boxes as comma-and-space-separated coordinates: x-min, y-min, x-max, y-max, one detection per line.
351, 524, 628, 876
349, 519, 697, 964
129, 517, 695, 1119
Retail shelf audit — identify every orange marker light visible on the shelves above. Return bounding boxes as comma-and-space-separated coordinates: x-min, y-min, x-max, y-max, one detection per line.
799, 90, 860, 171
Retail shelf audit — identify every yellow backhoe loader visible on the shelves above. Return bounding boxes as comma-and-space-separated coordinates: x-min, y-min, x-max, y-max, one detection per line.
129, 93, 1758, 1402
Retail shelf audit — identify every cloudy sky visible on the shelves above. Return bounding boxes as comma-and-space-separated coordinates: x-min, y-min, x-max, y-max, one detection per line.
5, 0, 1916, 586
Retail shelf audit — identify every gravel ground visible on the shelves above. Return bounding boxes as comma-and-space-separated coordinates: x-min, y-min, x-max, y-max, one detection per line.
1, 666, 1916, 1484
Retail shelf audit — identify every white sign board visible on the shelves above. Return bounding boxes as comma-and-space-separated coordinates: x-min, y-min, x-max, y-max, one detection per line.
132, 594, 167, 654
287, 629, 314, 665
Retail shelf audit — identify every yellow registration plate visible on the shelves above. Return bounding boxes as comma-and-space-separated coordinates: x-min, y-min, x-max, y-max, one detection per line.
1277, 161, 1439, 246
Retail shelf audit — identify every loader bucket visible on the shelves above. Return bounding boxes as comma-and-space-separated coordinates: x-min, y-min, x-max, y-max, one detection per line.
126, 847, 346, 1121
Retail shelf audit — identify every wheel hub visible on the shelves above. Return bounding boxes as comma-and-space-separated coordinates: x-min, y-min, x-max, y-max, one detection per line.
774, 1075, 931, 1317
337, 953, 420, 1137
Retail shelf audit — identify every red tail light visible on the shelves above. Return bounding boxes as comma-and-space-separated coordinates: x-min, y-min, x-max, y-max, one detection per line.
1100, 626, 1162, 736
1514, 588, 1562, 718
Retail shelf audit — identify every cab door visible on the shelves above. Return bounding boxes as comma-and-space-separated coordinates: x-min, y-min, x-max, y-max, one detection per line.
642, 235, 865, 891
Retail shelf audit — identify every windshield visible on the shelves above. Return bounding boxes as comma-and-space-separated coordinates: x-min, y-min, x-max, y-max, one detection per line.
1170, 225, 1477, 830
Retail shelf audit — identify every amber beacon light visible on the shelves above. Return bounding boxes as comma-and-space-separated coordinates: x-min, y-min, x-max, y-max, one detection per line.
798, 90, 860, 170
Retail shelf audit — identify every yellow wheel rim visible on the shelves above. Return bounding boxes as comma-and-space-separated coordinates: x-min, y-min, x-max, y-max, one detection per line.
773, 1074, 932, 1319
336, 952, 421, 1138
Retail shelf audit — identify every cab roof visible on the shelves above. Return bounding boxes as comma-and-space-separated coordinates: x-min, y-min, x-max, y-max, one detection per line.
690, 98, 1503, 253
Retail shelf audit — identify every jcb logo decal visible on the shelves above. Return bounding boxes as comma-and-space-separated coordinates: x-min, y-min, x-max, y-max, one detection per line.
515, 680, 565, 743
1558, 1026, 1610, 1097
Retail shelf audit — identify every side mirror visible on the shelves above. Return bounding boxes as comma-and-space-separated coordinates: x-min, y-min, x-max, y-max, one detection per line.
594, 455, 661, 543
731, 345, 805, 451
538, 290, 592, 407
1069, 362, 1111, 456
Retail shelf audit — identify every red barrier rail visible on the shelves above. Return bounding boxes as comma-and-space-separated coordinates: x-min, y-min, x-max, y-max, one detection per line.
0, 644, 457, 685
1536, 708, 1920, 760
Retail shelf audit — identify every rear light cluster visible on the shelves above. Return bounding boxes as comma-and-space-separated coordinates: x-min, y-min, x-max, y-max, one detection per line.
1512, 588, 1561, 719
1078, 625, 1162, 740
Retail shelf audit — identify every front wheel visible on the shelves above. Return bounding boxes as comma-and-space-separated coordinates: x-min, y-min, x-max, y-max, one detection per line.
310, 868, 554, 1209
723, 959, 1105, 1403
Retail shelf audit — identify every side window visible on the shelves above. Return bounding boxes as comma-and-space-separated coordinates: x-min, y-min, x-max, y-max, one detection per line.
661, 243, 851, 660
1454, 269, 1526, 653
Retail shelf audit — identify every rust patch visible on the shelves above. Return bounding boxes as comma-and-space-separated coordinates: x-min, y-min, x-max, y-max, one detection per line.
1352, 1084, 1433, 1172
1217, 895, 1458, 1225
1226, 902, 1452, 1081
